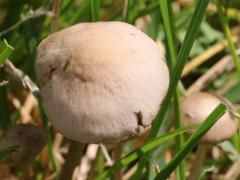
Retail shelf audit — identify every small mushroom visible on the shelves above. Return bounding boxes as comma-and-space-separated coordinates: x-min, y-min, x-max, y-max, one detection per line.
35, 21, 169, 143
181, 92, 238, 143
180, 92, 238, 180
0, 124, 47, 166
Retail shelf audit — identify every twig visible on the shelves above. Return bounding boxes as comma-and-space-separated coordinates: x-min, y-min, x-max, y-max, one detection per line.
20, 93, 37, 123
59, 141, 86, 180
123, 164, 138, 180
4, 60, 40, 100
73, 144, 99, 180
188, 145, 208, 180
224, 157, 240, 180
53, 133, 65, 165
100, 143, 114, 166
0, 80, 8, 86
182, 37, 238, 77
187, 52, 237, 94
51, 0, 61, 33
9, 93, 21, 110
0, 7, 53, 37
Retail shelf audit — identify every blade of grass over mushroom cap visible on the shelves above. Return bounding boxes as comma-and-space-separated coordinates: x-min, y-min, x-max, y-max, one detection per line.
162, 2, 186, 179
148, 0, 210, 140
155, 103, 227, 180
96, 125, 198, 180
134, 0, 209, 178
91, 0, 100, 21
133, 1, 186, 179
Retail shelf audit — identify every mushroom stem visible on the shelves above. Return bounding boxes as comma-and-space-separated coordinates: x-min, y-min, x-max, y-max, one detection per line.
188, 144, 208, 180
113, 143, 123, 180
59, 141, 86, 180
100, 143, 114, 166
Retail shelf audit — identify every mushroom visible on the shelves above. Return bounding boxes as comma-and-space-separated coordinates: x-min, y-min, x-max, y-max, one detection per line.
180, 92, 238, 180
0, 124, 47, 166
35, 21, 169, 144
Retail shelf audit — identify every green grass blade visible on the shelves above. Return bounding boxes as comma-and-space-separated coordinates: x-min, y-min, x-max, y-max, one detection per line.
216, 1, 240, 152
96, 125, 198, 180
122, 0, 128, 21
158, 0, 176, 68
0, 39, 14, 64
148, 0, 210, 140
91, 0, 100, 21
39, 103, 58, 171
155, 103, 227, 180
173, 91, 185, 180
159, 1, 186, 178
216, 1, 240, 75
134, 0, 209, 177
0, 39, 14, 129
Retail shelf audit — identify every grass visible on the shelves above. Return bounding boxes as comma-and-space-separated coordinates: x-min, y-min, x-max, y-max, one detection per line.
96, 124, 198, 180
0, 39, 14, 129
91, 0, 100, 21
216, 0, 240, 75
0, 0, 240, 179
148, 0, 210, 139
215, 0, 240, 154
134, 0, 210, 176
39, 103, 58, 171
158, 1, 185, 178
156, 103, 227, 179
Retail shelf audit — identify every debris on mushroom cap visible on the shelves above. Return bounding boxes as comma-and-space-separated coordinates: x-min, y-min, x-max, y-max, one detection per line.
35, 21, 169, 144
181, 92, 238, 143
0, 124, 47, 166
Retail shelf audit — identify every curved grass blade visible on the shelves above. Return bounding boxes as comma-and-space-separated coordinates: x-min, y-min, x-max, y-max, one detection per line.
96, 125, 198, 180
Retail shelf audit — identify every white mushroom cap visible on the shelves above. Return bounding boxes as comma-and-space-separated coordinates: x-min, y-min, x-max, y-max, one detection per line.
181, 92, 238, 144
35, 21, 169, 144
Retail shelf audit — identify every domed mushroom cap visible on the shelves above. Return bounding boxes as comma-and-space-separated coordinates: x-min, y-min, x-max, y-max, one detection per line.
181, 92, 238, 143
0, 124, 47, 166
35, 21, 169, 144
